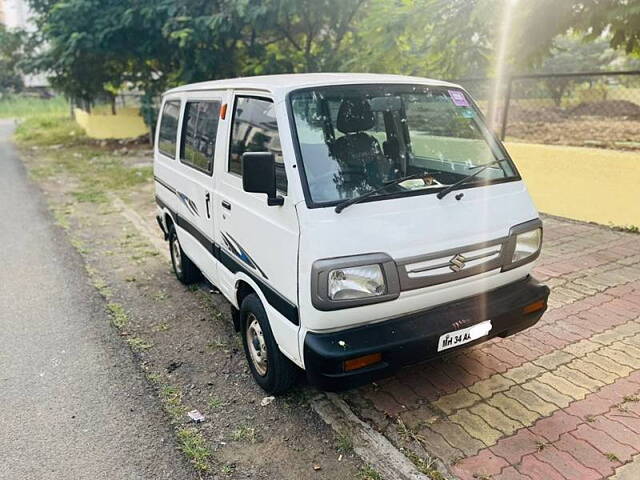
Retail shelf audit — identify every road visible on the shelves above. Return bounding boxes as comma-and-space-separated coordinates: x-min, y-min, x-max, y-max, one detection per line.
0, 119, 193, 479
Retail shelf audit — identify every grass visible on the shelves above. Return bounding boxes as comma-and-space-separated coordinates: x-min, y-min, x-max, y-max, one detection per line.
14, 114, 152, 204
283, 387, 310, 407
613, 224, 640, 234
70, 238, 90, 254
401, 448, 444, 480
336, 432, 354, 454
207, 337, 229, 350
85, 266, 113, 298
221, 464, 235, 475
153, 321, 170, 332
357, 465, 382, 480
106, 302, 129, 329
535, 440, 548, 452
14, 115, 84, 145
177, 427, 212, 472
126, 336, 153, 352
232, 425, 259, 444
160, 385, 187, 420
0, 95, 69, 119
605, 452, 620, 462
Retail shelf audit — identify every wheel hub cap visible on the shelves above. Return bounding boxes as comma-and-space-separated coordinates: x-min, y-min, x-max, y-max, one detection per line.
171, 237, 182, 275
246, 314, 268, 377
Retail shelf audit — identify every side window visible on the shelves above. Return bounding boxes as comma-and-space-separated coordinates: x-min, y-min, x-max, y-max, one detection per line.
180, 101, 221, 175
229, 96, 287, 193
158, 100, 180, 159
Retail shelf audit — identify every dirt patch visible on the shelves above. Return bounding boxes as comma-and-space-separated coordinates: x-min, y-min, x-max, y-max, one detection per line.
506, 117, 640, 151
505, 100, 640, 150
570, 99, 640, 118
19, 143, 371, 480
508, 105, 568, 124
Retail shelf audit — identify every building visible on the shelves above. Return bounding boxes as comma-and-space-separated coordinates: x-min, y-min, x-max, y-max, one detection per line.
1, 0, 31, 30
1, 0, 49, 89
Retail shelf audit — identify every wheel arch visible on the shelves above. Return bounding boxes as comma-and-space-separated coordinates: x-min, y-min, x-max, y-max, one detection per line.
232, 272, 302, 368
163, 209, 176, 231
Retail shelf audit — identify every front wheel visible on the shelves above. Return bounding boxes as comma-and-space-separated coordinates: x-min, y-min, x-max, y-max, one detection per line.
240, 294, 298, 394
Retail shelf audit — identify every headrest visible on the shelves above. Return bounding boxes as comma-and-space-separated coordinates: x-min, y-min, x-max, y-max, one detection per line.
336, 98, 375, 133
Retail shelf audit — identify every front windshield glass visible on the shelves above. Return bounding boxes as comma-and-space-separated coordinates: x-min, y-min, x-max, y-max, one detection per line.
289, 84, 518, 204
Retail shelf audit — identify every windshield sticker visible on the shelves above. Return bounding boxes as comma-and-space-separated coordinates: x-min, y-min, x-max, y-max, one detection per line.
449, 90, 470, 107
461, 108, 475, 118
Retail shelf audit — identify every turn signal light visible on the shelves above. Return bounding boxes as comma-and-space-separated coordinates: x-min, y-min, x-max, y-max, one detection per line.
523, 299, 546, 315
220, 103, 228, 119
343, 352, 382, 372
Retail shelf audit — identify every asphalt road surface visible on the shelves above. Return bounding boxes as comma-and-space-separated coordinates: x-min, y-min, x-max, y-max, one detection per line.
0, 119, 193, 479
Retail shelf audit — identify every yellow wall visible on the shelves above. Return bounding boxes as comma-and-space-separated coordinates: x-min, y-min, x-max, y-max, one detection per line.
506, 142, 640, 227
74, 107, 147, 140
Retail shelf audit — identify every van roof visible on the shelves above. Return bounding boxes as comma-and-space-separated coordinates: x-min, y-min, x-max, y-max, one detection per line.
164, 73, 458, 96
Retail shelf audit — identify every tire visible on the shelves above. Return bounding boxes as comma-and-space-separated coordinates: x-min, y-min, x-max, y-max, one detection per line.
240, 293, 298, 394
168, 225, 200, 284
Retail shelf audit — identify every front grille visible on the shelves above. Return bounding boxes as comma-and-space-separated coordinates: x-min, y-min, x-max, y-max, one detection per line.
396, 237, 507, 291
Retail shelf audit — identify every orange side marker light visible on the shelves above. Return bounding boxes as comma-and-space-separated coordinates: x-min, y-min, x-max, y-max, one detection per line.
343, 353, 382, 372
523, 299, 546, 315
220, 103, 228, 120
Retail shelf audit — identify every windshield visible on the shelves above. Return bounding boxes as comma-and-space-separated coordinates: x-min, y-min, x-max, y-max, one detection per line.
289, 84, 518, 205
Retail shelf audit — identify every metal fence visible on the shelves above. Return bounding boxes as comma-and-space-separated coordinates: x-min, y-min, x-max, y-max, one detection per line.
454, 71, 640, 151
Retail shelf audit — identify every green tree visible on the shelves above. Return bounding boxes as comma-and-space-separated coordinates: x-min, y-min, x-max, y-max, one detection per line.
349, 0, 495, 78
0, 25, 26, 94
25, 0, 132, 110
536, 35, 618, 105
513, 0, 640, 62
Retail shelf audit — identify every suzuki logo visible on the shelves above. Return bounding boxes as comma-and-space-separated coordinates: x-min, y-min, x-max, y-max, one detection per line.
449, 254, 467, 272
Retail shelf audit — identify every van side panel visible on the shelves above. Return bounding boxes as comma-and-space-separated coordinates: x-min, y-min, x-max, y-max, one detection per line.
212, 92, 302, 366
154, 96, 183, 244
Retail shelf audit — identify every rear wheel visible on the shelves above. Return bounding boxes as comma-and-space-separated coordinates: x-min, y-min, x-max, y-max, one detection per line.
240, 293, 298, 394
168, 225, 200, 284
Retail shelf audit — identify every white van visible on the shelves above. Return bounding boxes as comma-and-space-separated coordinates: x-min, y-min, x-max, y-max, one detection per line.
153, 74, 550, 394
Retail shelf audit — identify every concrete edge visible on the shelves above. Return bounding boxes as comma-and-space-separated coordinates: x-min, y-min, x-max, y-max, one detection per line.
311, 392, 434, 480
109, 195, 170, 261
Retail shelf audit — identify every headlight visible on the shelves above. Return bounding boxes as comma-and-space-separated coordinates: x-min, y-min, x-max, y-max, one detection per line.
502, 219, 543, 271
328, 264, 386, 300
311, 253, 401, 310
513, 228, 542, 262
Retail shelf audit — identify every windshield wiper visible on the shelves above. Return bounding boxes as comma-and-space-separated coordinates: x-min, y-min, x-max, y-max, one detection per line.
335, 173, 425, 213
436, 158, 508, 200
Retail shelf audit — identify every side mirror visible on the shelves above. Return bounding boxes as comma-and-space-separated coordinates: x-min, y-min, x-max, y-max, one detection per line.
241, 152, 284, 206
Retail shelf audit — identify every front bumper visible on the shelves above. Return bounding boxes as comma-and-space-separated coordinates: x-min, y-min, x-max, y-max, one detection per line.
304, 276, 549, 391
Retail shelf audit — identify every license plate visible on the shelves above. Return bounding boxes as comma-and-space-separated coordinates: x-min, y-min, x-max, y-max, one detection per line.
437, 320, 492, 352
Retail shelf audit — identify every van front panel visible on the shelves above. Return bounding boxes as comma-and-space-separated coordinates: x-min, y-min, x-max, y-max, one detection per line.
296, 180, 541, 332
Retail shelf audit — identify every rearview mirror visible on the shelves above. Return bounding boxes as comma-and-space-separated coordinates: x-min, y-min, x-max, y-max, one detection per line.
242, 152, 284, 206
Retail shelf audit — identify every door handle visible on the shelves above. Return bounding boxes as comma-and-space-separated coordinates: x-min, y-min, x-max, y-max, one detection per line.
205, 193, 211, 218
221, 200, 231, 211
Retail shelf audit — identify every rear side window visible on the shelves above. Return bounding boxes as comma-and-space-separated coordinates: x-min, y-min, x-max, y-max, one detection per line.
158, 100, 180, 158
180, 101, 221, 175
229, 96, 287, 193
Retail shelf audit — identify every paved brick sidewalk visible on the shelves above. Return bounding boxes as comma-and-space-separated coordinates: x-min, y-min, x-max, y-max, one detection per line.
343, 216, 640, 480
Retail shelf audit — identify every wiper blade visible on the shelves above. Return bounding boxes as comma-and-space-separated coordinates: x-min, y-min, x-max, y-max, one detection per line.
436, 158, 507, 200
334, 173, 424, 213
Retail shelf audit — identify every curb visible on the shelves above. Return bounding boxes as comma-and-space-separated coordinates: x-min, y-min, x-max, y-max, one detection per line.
312, 392, 437, 480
